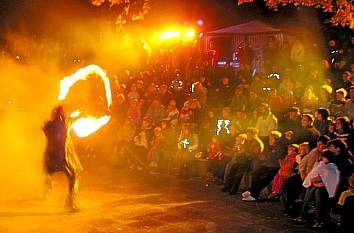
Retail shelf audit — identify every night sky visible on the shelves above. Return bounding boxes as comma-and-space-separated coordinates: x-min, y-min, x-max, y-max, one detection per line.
0, 0, 329, 46
0, 0, 300, 32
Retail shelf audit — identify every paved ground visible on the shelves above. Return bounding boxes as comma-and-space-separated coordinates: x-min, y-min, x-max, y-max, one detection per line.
0, 167, 318, 233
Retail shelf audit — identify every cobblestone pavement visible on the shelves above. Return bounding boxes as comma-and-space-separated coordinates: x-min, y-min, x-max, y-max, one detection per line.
0, 168, 318, 233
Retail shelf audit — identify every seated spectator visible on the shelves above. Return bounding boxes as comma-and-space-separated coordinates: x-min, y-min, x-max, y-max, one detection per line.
337, 169, 354, 232
329, 117, 353, 151
297, 151, 340, 229
190, 81, 207, 107
223, 134, 247, 182
279, 107, 301, 132
330, 88, 347, 116
241, 130, 285, 201
344, 86, 354, 120
179, 100, 192, 123
127, 83, 140, 100
147, 126, 164, 169
164, 99, 179, 121
293, 114, 320, 148
268, 144, 299, 201
223, 127, 264, 195
127, 99, 141, 127
299, 135, 330, 181
176, 125, 199, 178
255, 103, 278, 138
318, 84, 333, 109
233, 111, 250, 134
145, 98, 165, 126
158, 83, 173, 107
230, 86, 247, 112
313, 108, 330, 135
342, 71, 352, 93
130, 118, 153, 166
207, 135, 224, 182
282, 142, 311, 216
246, 90, 261, 113
266, 88, 285, 116
301, 86, 319, 113
327, 139, 354, 201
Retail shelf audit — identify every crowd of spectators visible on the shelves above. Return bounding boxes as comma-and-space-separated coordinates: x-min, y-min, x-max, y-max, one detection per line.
108, 34, 354, 231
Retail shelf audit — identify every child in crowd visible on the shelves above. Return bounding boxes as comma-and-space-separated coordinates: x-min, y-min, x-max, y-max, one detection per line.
268, 144, 299, 200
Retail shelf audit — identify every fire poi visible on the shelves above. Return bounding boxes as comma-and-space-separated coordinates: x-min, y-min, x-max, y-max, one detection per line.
58, 64, 112, 137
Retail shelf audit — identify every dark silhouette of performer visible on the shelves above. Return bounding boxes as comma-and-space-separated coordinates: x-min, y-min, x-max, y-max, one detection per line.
43, 105, 82, 211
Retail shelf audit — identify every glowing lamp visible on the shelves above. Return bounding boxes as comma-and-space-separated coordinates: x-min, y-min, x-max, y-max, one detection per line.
185, 29, 195, 39
173, 30, 181, 38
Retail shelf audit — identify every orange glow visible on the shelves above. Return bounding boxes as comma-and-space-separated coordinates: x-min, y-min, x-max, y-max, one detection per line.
185, 29, 195, 39
160, 30, 181, 40
58, 64, 112, 137
159, 28, 196, 41
70, 115, 111, 137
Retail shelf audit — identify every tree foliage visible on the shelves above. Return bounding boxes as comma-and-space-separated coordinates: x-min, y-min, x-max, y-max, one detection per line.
238, 0, 354, 29
91, 0, 150, 25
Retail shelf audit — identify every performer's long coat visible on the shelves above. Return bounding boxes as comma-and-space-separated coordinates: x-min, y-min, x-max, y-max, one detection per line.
43, 119, 82, 175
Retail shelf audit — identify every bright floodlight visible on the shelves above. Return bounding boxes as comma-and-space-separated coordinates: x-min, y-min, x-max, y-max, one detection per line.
185, 29, 195, 39
160, 30, 180, 40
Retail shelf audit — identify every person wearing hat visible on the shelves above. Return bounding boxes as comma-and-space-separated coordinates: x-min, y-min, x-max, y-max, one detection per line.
279, 106, 301, 132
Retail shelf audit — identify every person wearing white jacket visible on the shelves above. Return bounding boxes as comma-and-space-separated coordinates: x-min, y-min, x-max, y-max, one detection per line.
255, 103, 278, 138
298, 150, 340, 228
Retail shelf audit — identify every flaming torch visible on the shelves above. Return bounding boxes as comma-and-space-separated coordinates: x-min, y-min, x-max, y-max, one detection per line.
58, 65, 112, 137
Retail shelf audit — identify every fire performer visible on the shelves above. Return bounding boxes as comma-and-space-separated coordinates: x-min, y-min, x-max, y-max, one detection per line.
43, 105, 82, 211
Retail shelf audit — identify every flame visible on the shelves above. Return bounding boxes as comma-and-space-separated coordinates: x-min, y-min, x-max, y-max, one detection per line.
58, 64, 112, 137
71, 115, 111, 138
